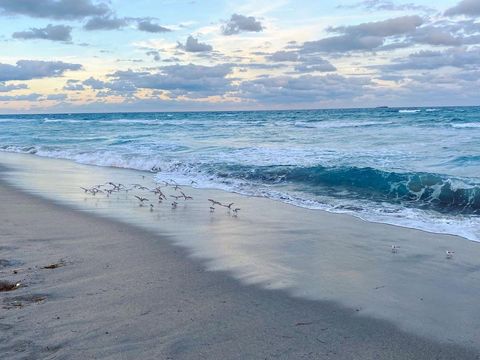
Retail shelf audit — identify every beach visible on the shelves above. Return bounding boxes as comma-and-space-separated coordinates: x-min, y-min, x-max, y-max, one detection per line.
1, 153, 480, 359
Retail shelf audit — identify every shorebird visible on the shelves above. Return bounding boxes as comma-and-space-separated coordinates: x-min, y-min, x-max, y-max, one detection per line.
171, 201, 178, 209
151, 187, 163, 194
446, 250, 455, 259
173, 185, 182, 191
170, 195, 182, 200
180, 191, 193, 200
232, 208, 241, 217
391, 245, 400, 253
210, 206, 215, 213
91, 188, 103, 196
134, 195, 149, 206
108, 182, 121, 191
191, 180, 198, 185
150, 204, 154, 212
208, 199, 222, 206
222, 202, 235, 210
80, 187, 90, 193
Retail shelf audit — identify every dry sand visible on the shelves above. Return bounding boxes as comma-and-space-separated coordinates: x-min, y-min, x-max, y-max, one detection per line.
1, 166, 480, 359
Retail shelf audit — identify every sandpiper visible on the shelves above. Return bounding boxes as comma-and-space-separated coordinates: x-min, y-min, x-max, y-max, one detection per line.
134, 195, 149, 206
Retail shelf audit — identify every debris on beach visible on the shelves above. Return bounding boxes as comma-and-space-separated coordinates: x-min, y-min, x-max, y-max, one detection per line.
43, 261, 65, 269
3, 294, 47, 309
0, 280, 21, 292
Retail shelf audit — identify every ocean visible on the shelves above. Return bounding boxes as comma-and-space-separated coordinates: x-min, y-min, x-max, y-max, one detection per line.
1, 107, 479, 240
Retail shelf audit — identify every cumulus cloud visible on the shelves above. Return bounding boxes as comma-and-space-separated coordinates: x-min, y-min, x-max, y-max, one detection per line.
445, 0, 480, 17
46, 93, 67, 101
12, 24, 72, 42
302, 34, 385, 53
379, 47, 480, 71
339, 0, 433, 12
0, 93, 41, 101
0, 60, 82, 81
222, 14, 263, 35
239, 74, 370, 103
266, 51, 336, 73
63, 79, 84, 91
84, 16, 128, 30
83, 76, 107, 89
0, 82, 28, 92
267, 51, 299, 62
294, 57, 337, 73
104, 64, 233, 98
137, 20, 171, 33
0, 0, 109, 20
177, 36, 212, 52
146, 50, 161, 61
328, 15, 423, 37
302, 15, 423, 53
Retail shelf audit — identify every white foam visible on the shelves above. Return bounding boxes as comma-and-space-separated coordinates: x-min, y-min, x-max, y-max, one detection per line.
399, 109, 421, 113
451, 123, 480, 129
294, 120, 393, 129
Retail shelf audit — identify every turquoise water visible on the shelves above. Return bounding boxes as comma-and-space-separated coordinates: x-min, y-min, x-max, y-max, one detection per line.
1, 107, 479, 239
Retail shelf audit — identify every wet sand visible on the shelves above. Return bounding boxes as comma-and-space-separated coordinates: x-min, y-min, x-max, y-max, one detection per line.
1, 157, 480, 359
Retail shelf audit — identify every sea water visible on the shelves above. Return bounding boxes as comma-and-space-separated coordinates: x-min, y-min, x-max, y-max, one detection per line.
1, 107, 479, 240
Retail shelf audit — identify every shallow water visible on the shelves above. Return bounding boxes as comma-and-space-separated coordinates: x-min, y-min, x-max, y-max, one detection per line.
1, 107, 479, 240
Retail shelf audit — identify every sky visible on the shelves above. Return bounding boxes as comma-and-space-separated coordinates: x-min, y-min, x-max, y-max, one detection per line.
0, 0, 479, 113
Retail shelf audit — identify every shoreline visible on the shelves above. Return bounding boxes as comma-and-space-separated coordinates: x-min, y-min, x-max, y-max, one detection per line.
1, 153, 480, 358
1, 148, 478, 243
1, 176, 479, 359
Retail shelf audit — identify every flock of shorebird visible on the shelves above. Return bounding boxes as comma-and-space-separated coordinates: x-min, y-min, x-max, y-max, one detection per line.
80, 179, 241, 216
80, 179, 457, 258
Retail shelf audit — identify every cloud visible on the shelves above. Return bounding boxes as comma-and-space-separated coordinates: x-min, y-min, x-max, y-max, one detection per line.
177, 35, 212, 52
302, 34, 385, 53
445, 0, 480, 17
83, 76, 107, 89
339, 0, 433, 12
146, 50, 161, 61
84, 16, 128, 30
12, 24, 72, 42
302, 15, 423, 53
137, 20, 171, 33
0, 82, 28, 92
222, 14, 263, 35
0, 60, 82, 81
63, 79, 84, 91
0, 0, 109, 20
379, 47, 480, 71
266, 51, 336, 73
105, 63, 234, 98
267, 51, 299, 62
328, 15, 423, 37
239, 74, 370, 103
293, 57, 337, 73
0, 93, 42, 101
46, 93, 67, 101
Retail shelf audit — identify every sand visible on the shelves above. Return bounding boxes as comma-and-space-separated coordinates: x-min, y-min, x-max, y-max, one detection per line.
1, 155, 480, 359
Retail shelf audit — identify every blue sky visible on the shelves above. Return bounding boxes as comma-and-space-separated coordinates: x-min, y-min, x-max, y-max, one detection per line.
0, 0, 478, 113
